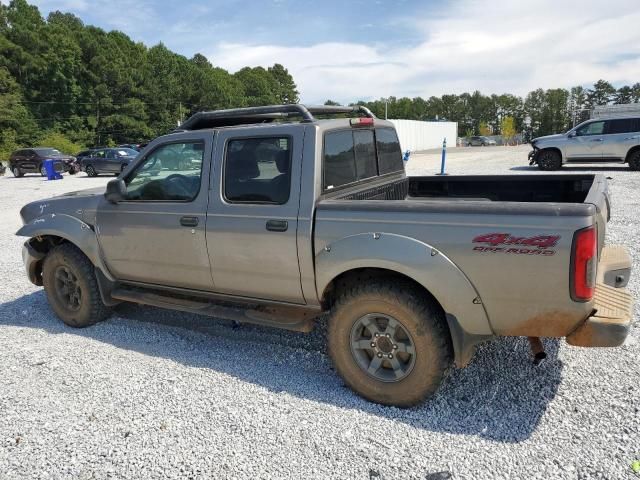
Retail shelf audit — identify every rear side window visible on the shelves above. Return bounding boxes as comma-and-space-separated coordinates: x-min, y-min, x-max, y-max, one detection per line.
376, 128, 403, 174
224, 137, 292, 204
606, 118, 640, 134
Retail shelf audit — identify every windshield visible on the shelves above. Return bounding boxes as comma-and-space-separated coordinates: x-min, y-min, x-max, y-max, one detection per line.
35, 148, 62, 157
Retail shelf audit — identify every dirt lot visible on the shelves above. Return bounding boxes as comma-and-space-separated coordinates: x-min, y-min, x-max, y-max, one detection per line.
1, 146, 638, 479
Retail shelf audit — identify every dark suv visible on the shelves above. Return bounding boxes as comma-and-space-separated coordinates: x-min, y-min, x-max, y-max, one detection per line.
80, 148, 139, 176
9, 148, 79, 177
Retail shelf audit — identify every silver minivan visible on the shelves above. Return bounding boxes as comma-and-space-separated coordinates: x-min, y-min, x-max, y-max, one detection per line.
529, 117, 640, 170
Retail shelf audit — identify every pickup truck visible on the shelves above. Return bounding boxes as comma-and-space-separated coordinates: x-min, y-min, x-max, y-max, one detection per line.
17, 105, 634, 407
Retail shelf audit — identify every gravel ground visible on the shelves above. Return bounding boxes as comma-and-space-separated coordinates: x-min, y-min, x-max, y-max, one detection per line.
0, 146, 638, 479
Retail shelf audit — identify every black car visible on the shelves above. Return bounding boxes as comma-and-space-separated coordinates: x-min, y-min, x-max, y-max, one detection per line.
9, 147, 79, 177
80, 148, 139, 176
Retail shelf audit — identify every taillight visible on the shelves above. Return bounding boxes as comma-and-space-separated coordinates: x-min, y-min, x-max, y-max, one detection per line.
571, 226, 597, 301
350, 117, 374, 127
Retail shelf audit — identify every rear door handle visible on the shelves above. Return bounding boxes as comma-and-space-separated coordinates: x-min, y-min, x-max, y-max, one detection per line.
590, 138, 603, 142
266, 219, 288, 232
180, 216, 199, 227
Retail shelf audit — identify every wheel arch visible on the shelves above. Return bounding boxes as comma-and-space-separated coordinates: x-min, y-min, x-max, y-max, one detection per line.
316, 233, 494, 367
624, 145, 640, 163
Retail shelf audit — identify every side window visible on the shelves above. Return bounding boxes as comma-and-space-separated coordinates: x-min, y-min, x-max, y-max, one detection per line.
94, 150, 105, 158
576, 121, 605, 136
324, 130, 356, 189
224, 137, 291, 204
106, 150, 116, 159
124, 141, 204, 201
606, 118, 636, 134
376, 128, 403, 174
354, 130, 377, 180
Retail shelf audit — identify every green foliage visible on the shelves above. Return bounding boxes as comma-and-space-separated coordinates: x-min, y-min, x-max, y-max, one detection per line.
500, 116, 516, 144
0, 0, 299, 151
478, 121, 491, 136
36, 131, 84, 155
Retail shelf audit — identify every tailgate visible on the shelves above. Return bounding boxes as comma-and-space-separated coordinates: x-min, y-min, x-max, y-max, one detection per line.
584, 174, 610, 252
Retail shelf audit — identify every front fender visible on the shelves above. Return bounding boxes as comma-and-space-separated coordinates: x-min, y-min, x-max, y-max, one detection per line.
315, 232, 493, 336
16, 213, 114, 281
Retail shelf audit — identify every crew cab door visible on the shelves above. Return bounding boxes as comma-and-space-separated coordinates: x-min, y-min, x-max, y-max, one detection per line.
96, 132, 214, 290
206, 125, 305, 304
566, 120, 605, 160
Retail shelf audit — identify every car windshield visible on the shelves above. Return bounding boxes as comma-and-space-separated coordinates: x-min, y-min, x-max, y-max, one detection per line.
35, 148, 62, 157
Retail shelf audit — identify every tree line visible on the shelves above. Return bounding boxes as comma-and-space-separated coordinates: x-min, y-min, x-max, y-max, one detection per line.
338, 80, 640, 140
0, 0, 299, 159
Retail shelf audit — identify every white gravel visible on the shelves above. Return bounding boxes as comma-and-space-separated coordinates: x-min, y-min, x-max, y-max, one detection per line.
0, 147, 638, 479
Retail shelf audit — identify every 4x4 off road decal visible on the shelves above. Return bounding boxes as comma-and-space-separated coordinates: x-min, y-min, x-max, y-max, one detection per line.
472, 233, 560, 256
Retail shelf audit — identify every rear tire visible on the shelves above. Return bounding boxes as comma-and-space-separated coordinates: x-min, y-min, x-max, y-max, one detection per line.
628, 150, 640, 171
42, 244, 111, 328
86, 165, 98, 177
328, 280, 452, 407
537, 149, 562, 170
12, 166, 23, 178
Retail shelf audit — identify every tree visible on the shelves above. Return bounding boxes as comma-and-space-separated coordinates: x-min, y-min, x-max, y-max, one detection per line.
500, 116, 516, 145
324, 99, 341, 106
268, 63, 299, 104
586, 79, 616, 107
614, 86, 633, 104
478, 121, 491, 136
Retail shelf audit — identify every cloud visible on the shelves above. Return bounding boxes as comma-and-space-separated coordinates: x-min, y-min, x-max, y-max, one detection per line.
208, 0, 640, 103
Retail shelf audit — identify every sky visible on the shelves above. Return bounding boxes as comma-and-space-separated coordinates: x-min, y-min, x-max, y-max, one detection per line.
29, 0, 640, 104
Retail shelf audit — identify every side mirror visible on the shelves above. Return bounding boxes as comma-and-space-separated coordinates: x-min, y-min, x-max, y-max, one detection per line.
568, 131, 577, 138
105, 178, 127, 204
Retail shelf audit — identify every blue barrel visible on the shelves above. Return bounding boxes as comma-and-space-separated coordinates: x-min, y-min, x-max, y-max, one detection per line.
44, 159, 62, 180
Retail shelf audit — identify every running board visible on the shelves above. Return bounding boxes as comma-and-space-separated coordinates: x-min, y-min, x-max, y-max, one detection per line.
110, 287, 317, 332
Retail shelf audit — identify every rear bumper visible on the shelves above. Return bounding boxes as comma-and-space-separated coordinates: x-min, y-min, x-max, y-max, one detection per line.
567, 244, 633, 347
566, 283, 633, 347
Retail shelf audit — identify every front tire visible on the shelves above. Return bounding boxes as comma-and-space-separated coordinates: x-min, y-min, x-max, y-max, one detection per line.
537, 149, 562, 170
628, 150, 640, 171
12, 166, 23, 178
42, 244, 111, 328
328, 281, 451, 407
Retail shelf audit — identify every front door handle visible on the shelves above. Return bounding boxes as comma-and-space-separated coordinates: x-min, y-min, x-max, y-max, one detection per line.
590, 138, 603, 142
180, 216, 199, 227
266, 219, 288, 232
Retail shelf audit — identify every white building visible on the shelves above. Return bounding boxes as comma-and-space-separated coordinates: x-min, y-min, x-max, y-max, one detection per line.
389, 119, 458, 152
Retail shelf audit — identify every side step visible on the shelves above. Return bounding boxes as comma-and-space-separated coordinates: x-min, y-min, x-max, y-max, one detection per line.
110, 286, 318, 332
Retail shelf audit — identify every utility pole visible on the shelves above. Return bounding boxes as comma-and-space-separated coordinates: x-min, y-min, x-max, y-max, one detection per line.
385, 99, 388, 120
95, 99, 101, 147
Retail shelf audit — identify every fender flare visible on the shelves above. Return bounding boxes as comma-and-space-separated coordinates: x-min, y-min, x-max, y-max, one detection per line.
16, 213, 115, 281
315, 232, 493, 336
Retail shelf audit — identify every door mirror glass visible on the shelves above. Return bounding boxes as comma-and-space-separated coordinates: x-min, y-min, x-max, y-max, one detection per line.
105, 178, 127, 203
568, 131, 576, 138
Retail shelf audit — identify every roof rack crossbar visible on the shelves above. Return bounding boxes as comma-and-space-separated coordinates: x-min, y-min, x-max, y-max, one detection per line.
177, 104, 376, 131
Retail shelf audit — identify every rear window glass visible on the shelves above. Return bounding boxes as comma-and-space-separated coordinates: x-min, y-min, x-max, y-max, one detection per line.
376, 128, 403, 174
606, 118, 640, 134
354, 130, 377, 180
324, 130, 356, 189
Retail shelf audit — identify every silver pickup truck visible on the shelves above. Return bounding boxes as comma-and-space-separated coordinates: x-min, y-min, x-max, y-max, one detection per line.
17, 105, 634, 407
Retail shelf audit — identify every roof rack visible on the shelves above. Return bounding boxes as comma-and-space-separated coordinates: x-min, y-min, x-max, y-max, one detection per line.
176, 104, 376, 131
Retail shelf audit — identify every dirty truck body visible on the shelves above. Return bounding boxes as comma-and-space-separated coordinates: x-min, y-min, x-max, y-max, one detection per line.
17, 105, 634, 407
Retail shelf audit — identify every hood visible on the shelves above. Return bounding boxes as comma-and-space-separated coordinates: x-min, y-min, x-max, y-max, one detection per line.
531, 133, 565, 143
19, 186, 105, 226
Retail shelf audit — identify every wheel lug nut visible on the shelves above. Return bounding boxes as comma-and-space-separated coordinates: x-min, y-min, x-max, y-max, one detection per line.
377, 352, 383, 358
385, 334, 390, 338
370, 342, 376, 348
374, 333, 379, 337
393, 344, 398, 350
388, 354, 393, 359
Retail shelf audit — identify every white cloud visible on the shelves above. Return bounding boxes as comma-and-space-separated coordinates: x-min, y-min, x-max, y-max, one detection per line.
208, 0, 640, 103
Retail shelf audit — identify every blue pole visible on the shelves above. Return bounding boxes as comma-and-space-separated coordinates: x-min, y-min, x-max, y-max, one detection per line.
438, 137, 447, 175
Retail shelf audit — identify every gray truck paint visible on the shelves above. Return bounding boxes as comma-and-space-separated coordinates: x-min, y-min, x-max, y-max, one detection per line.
17, 117, 634, 366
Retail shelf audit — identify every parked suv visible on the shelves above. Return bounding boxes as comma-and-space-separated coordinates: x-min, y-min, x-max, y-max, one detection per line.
80, 148, 139, 176
9, 148, 79, 177
16, 105, 634, 407
530, 116, 640, 170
